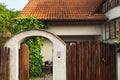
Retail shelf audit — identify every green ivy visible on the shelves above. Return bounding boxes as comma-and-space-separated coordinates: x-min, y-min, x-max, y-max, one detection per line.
24, 37, 44, 77
13, 16, 48, 77
12, 16, 48, 34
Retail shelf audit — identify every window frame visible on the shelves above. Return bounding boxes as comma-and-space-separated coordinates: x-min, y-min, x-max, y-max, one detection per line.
104, 19, 117, 40
109, 20, 116, 39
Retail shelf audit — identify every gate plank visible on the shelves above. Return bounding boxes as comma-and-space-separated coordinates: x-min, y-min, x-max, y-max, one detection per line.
66, 41, 116, 80
71, 44, 77, 80
76, 42, 81, 80
19, 44, 29, 80
68, 46, 72, 80
66, 46, 69, 80
6, 47, 10, 80
91, 41, 101, 80
82, 41, 89, 80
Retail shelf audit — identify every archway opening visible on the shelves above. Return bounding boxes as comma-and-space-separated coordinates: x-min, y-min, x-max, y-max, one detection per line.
5, 29, 66, 80
20, 36, 53, 80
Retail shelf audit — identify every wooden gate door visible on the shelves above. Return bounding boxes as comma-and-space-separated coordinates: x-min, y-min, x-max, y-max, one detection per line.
66, 41, 116, 80
19, 44, 29, 80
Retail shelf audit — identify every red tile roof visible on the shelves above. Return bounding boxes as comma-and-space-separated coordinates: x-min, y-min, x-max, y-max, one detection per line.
18, 0, 107, 20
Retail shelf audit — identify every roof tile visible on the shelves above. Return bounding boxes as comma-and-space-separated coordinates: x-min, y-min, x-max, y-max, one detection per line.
18, 0, 107, 20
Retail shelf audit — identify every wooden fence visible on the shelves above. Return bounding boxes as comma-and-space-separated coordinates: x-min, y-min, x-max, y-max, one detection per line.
0, 45, 10, 80
0, 41, 116, 80
66, 41, 116, 80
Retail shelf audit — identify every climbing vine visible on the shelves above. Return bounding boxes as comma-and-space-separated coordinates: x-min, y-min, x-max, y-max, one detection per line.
12, 16, 48, 77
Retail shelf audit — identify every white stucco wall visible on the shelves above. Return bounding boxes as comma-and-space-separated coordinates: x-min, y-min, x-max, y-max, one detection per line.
5, 30, 66, 80
116, 52, 120, 80
41, 39, 53, 62
116, 51, 120, 80
47, 25, 102, 36
105, 6, 120, 20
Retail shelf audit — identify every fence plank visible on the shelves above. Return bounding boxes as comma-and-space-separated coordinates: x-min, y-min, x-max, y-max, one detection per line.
6, 48, 10, 80
71, 44, 77, 80
68, 46, 72, 80
67, 41, 116, 80
0, 45, 3, 80
66, 46, 69, 80
0, 45, 10, 80
76, 43, 81, 80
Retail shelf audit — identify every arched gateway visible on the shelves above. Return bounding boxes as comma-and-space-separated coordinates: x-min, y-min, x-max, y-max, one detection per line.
5, 29, 66, 80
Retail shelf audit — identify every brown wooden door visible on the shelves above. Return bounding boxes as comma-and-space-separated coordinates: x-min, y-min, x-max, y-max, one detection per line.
19, 44, 29, 80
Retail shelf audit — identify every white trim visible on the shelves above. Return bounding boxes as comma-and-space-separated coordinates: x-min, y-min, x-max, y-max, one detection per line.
105, 6, 120, 20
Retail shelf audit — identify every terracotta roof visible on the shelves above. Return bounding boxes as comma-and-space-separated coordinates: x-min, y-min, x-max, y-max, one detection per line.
18, 0, 107, 20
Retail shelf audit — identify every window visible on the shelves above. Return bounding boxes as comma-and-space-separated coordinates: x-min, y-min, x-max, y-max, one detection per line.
105, 23, 110, 39
110, 21, 115, 39
104, 18, 120, 40
116, 19, 120, 36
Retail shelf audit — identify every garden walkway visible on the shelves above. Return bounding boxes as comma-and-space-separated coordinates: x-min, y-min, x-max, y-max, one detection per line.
35, 75, 53, 80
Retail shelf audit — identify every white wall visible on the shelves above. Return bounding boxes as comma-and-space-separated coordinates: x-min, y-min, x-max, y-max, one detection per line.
117, 53, 120, 80
47, 25, 102, 36
105, 6, 120, 20
41, 39, 53, 62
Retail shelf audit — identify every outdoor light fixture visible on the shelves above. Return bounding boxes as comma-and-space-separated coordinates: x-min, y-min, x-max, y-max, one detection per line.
57, 51, 61, 58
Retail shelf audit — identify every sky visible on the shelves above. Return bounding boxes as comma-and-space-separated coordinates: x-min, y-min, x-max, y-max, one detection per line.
0, 0, 29, 10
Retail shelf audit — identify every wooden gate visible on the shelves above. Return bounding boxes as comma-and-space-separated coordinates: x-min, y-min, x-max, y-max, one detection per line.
66, 41, 116, 80
0, 45, 10, 80
19, 44, 29, 80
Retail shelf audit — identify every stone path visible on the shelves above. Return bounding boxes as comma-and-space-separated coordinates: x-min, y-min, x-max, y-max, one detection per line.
34, 75, 53, 80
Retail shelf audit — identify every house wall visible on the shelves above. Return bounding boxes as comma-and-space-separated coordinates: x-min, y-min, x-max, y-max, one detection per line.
41, 39, 53, 62
105, 6, 120, 20
47, 25, 102, 36
117, 53, 120, 80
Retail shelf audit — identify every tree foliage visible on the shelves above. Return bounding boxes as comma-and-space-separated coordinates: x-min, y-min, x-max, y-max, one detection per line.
0, 3, 19, 34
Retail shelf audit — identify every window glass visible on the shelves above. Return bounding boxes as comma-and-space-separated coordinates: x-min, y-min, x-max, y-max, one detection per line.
116, 18, 120, 36
110, 21, 115, 39
105, 23, 109, 39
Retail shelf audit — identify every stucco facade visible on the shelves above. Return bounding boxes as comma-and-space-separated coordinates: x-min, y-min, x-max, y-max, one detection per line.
105, 6, 120, 20
41, 39, 53, 62
48, 25, 102, 36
